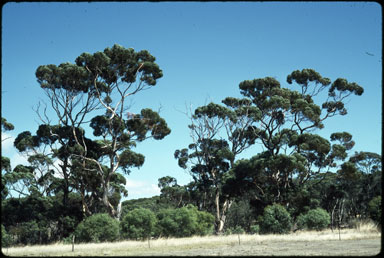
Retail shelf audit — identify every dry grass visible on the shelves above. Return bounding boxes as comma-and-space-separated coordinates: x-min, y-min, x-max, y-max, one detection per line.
3, 223, 381, 256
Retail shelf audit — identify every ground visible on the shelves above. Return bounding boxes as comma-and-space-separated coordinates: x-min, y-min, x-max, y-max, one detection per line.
3, 229, 381, 256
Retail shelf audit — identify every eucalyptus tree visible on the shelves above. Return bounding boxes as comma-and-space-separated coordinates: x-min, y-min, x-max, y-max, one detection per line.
176, 69, 364, 231
158, 176, 189, 208
10, 57, 105, 209
12, 125, 104, 215
18, 44, 170, 218
338, 151, 381, 220
67, 44, 171, 217
230, 69, 364, 207
175, 101, 261, 233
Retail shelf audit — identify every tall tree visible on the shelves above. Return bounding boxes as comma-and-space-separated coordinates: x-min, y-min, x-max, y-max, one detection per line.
23, 57, 104, 210
23, 44, 170, 218
175, 102, 260, 233
230, 69, 363, 208
68, 44, 171, 217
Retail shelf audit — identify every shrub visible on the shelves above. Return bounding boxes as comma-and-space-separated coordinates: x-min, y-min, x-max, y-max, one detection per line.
368, 196, 381, 225
259, 204, 292, 234
194, 207, 215, 236
1, 224, 12, 247
120, 208, 157, 240
156, 205, 214, 238
74, 213, 120, 243
250, 224, 260, 234
156, 209, 179, 237
297, 208, 330, 231
157, 206, 197, 237
224, 225, 245, 235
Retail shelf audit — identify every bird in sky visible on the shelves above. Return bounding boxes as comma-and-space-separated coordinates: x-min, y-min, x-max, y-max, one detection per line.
365, 51, 374, 56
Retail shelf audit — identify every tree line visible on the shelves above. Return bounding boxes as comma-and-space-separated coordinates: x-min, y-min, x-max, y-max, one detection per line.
1, 44, 381, 246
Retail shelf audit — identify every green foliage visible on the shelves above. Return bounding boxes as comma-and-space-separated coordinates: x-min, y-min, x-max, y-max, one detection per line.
156, 205, 214, 237
250, 224, 260, 234
121, 196, 174, 218
259, 204, 292, 234
16, 220, 43, 245
368, 196, 381, 225
224, 225, 245, 235
120, 208, 157, 240
225, 199, 255, 232
296, 208, 330, 231
1, 117, 15, 131
286, 68, 331, 87
195, 208, 216, 236
1, 224, 12, 247
75, 213, 120, 243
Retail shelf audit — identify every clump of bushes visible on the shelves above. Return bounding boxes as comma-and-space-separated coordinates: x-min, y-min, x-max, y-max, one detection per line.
120, 208, 157, 240
156, 204, 214, 238
74, 213, 120, 243
259, 204, 292, 234
72, 205, 215, 243
296, 208, 330, 231
119, 204, 214, 239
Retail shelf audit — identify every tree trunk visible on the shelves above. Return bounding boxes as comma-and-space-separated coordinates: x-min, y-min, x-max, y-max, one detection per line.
214, 188, 232, 234
102, 178, 116, 217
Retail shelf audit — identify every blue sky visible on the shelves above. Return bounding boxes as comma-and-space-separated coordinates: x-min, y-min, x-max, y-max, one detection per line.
1, 2, 382, 200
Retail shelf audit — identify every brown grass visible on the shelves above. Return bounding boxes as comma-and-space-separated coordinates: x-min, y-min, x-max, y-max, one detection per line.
3, 224, 381, 256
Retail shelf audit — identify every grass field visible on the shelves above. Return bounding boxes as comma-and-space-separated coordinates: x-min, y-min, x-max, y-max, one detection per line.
3, 225, 381, 256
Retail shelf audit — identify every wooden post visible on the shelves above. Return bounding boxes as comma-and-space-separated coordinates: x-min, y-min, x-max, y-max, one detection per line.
148, 237, 151, 249
72, 235, 75, 252
238, 234, 241, 245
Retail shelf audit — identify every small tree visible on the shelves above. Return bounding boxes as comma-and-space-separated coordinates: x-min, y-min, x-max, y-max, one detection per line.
297, 208, 330, 231
259, 204, 292, 234
120, 208, 157, 240
75, 213, 119, 243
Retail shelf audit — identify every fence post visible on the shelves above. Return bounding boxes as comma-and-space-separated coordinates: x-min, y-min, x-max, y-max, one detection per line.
72, 235, 75, 252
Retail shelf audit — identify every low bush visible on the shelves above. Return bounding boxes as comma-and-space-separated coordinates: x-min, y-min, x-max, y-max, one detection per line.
296, 208, 330, 231
249, 224, 260, 234
259, 204, 292, 234
120, 208, 157, 240
224, 226, 245, 235
74, 213, 120, 243
156, 204, 214, 238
